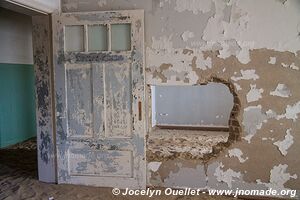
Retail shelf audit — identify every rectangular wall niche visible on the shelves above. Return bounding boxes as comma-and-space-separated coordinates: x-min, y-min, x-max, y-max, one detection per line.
151, 83, 234, 130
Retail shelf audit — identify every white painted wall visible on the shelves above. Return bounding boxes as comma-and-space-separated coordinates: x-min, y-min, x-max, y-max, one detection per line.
0, 8, 33, 64
152, 83, 234, 127
5, 0, 60, 14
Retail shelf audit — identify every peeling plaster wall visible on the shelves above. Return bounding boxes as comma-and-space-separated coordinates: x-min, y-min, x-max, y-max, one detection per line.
61, 0, 300, 193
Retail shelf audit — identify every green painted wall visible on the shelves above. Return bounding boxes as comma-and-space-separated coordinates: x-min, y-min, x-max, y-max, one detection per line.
0, 63, 36, 148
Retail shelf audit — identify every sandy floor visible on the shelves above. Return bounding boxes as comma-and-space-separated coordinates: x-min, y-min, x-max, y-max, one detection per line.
0, 138, 238, 200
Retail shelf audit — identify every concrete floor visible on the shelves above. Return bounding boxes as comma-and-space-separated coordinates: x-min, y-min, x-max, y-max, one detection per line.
0, 138, 240, 200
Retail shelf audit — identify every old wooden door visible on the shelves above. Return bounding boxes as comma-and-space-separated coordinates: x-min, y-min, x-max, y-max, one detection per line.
52, 10, 145, 188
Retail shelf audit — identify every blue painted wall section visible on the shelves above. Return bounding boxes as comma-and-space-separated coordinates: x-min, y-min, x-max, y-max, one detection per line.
0, 63, 36, 148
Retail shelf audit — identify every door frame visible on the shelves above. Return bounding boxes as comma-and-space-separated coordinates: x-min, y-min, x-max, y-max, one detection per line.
33, 15, 57, 183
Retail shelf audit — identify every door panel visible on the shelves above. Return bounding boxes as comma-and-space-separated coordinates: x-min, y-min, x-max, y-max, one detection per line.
105, 62, 132, 138
66, 64, 93, 138
92, 64, 105, 138
52, 10, 145, 188
69, 149, 133, 177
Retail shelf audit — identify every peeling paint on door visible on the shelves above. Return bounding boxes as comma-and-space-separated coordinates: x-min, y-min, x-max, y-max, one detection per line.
52, 10, 145, 189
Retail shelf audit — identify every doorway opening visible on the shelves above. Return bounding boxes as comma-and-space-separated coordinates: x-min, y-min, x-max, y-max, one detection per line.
0, 7, 36, 149
0, 1, 52, 183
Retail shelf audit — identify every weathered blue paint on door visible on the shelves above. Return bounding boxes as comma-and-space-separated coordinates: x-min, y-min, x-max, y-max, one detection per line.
53, 10, 145, 188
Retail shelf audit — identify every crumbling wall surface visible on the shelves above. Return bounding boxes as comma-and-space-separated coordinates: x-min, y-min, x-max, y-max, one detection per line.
61, 0, 300, 192
147, 129, 230, 161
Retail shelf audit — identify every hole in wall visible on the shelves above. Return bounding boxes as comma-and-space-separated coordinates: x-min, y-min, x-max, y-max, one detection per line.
146, 77, 241, 163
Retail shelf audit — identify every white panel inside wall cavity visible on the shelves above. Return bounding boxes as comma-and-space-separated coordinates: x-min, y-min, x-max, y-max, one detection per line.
151, 83, 234, 127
